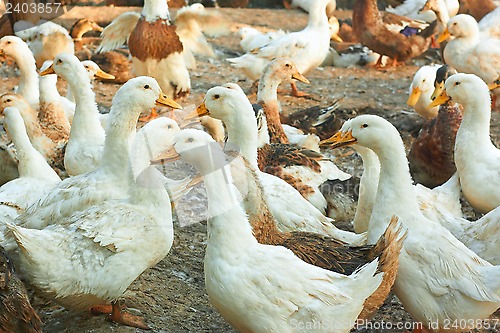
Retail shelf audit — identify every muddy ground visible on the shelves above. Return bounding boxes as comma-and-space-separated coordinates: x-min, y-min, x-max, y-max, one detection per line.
1, 7, 499, 333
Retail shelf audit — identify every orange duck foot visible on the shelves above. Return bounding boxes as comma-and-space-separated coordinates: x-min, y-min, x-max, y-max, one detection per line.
139, 108, 160, 122
90, 303, 126, 315
108, 301, 151, 330
290, 82, 310, 98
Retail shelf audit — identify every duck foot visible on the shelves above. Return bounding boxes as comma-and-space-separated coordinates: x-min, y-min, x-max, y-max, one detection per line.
139, 108, 159, 122
108, 301, 151, 330
90, 303, 126, 315
290, 82, 309, 98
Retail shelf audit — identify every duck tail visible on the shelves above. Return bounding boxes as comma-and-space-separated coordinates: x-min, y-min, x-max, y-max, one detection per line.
418, 19, 438, 39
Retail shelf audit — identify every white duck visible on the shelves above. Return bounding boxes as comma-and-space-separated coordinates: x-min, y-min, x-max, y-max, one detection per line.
168, 128, 383, 333
386, 0, 458, 23
283, 0, 337, 18
7, 143, 173, 330
227, 0, 332, 96
191, 83, 365, 245
327, 114, 500, 331
41, 53, 106, 176
238, 26, 287, 53
430, 73, 500, 213
406, 64, 441, 119
98, 0, 190, 100
0, 107, 60, 244
15, 76, 181, 231
0, 36, 39, 109
439, 14, 500, 85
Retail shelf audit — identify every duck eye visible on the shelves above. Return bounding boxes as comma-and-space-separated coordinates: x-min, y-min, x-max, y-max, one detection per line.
213, 94, 220, 100
6, 99, 11, 102
6, 41, 11, 44
57, 59, 62, 64
285, 63, 291, 68
167, 124, 173, 129
187, 137, 194, 143
455, 82, 461, 86
362, 123, 368, 128
144, 84, 150, 89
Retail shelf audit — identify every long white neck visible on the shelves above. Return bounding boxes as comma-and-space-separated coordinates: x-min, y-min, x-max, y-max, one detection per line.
142, 0, 170, 22
39, 74, 62, 103
455, 89, 496, 159
129, 165, 171, 218
13, 47, 39, 108
6, 111, 60, 181
368, 134, 421, 243
352, 145, 380, 234
66, 68, 105, 144
99, 96, 145, 181
257, 74, 280, 104
307, 0, 329, 29
224, 108, 260, 169
434, 0, 450, 24
130, 129, 163, 179
203, 165, 257, 248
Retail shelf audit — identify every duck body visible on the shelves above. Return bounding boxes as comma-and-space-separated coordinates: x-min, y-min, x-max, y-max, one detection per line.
171, 129, 383, 333
26, 21, 75, 68
99, 0, 190, 99
353, 0, 438, 64
227, 0, 332, 82
332, 115, 500, 331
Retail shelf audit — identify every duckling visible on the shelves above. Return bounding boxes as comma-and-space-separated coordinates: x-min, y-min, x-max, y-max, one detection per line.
167, 128, 384, 332
0, 245, 42, 333
0, 36, 39, 108
430, 73, 500, 213
324, 114, 500, 331
227, 0, 333, 97
408, 64, 463, 188
353, 0, 439, 66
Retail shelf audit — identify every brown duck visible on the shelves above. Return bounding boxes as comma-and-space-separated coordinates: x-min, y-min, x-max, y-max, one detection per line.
0, 246, 42, 333
353, 0, 439, 66
408, 65, 462, 188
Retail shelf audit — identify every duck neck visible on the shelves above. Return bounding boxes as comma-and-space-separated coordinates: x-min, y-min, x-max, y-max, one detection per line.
39, 74, 61, 103
307, 0, 329, 29
8, 115, 59, 181
353, 0, 380, 28
369, 135, 421, 242
204, 165, 257, 248
130, 166, 171, 216
67, 71, 104, 140
143, 0, 170, 22
257, 77, 289, 144
353, 145, 380, 233
99, 98, 144, 180
224, 111, 260, 169
434, 0, 450, 24
456, 92, 493, 154
15, 50, 39, 108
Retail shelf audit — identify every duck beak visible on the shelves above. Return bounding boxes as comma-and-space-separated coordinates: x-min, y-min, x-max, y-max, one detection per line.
184, 101, 210, 120
40, 64, 55, 76
436, 28, 451, 43
151, 146, 180, 164
94, 69, 115, 80
331, 34, 343, 43
319, 130, 356, 149
428, 89, 450, 108
430, 81, 445, 101
406, 87, 422, 106
156, 93, 182, 109
292, 72, 310, 84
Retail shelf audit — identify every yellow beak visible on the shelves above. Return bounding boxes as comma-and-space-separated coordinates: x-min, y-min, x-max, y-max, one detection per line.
331, 34, 343, 43
151, 146, 180, 164
40, 64, 56, 76
428, 89, 451, 108
319, 130, 357, 149
94, 69, 115, 80
156, 93, 182, 109
292, 72, 310, 84
436, 28, 451, 43
430, 81, 445, 101
406, 87, 422, 107
487, 77, 500, 90
184, 102, 210, 120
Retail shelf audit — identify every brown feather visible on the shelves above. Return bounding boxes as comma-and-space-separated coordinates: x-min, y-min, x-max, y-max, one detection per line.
129, 18, 183, 62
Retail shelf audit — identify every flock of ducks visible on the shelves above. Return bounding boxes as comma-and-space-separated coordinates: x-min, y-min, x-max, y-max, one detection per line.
0, 0, 499, 331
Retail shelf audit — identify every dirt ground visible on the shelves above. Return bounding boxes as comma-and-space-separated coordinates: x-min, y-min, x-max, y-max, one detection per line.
1, 7, 499, 333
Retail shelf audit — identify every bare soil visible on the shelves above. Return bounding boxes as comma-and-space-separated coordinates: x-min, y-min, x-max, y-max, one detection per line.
1, 7, 499, 333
